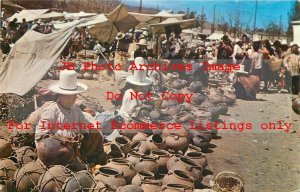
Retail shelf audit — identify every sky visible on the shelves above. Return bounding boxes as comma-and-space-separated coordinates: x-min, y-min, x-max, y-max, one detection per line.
123, 0, 296, 30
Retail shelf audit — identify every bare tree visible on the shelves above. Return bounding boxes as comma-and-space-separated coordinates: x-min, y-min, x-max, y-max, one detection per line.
216, 15, 229, 34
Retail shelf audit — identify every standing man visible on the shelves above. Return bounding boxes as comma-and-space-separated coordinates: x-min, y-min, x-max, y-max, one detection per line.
284, 44, 300, 95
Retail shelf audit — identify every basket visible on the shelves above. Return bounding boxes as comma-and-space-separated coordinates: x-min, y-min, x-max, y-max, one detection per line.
213, 171, 244, 192
268, 56, 282, 72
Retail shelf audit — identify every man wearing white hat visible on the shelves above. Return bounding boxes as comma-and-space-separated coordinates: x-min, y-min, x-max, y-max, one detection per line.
35, 70, 90, 141
119, 57, 153, 120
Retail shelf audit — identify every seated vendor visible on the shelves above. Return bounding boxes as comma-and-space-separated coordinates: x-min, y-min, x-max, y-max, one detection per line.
35, 70, 105, 165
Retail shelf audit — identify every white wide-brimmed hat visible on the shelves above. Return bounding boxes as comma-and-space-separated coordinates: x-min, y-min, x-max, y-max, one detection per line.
115, 32, 125, 41
49, 70, 88, 95
236, 65, 248, 74
126, 57, 153, 86
137, 39, 148, 46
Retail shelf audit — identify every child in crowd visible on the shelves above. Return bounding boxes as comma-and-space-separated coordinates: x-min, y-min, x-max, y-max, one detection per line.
278, 66, 286, 93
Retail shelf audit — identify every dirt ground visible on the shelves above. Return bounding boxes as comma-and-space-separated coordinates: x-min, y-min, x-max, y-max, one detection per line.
2, 77, 300, 192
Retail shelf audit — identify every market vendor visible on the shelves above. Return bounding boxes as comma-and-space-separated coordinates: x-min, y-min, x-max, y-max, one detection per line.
35, 70, 105, 164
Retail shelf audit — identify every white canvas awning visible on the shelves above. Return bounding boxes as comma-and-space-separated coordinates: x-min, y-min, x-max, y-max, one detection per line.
7, 9, 50, 22
150, 18, 195, 34
207, 33, 225, 40
38, 11, 64, 20
64, 11, 97, 20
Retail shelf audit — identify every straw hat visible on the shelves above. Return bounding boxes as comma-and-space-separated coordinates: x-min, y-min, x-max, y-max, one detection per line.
236, 65, 248, 74
49, 70, 88, 95
115, 32, 125, 41
126, 57, 153, 86
137, 39, 148, 46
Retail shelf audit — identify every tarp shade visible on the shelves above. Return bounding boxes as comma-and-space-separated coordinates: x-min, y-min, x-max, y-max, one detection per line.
150, 18, 195, 34
0, 27, 75, 96
207, 32, 225, 40
38, 11, 64, 19
89, 4, 139, 42
0, 15, 110, 96
7, 9, 50, 22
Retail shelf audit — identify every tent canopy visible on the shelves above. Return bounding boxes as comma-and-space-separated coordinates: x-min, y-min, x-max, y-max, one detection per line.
206, 32, 225, 40
64, 11, 97, 20
150, 18, 195, 34
7, 9, 50, 22
89, 4, 139, 42
38, 11, 64, 20
0, 16, 110, 96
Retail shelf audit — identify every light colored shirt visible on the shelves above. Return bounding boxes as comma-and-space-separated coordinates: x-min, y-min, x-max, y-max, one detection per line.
35, 102, 89, 142
118, 88, 142, 120
284, 53, 300, 76
252, 52, 263, 69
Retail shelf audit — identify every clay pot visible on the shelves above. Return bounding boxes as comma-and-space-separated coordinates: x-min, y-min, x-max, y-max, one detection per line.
103, 143, 111, 154
106, 159, 136, 184
146, 134, 165, 151
112, 137, 131, 155
94, 166, 126, 188
127, 151, 143, 167
77, 73, 84, 79
0, 138, 13, 158
150, 150, 171, 167
176, 112, 195, 123
161, 184, 193, 192
162, 170, 194, 188
91, 181, 117, 192
192, 130, 212, 142
184, 144, 202, 154
162, 125, 189, 139
191, 94, 207, 105
223, 94, 236, 105
0, 158, 18, 179
164, 106, 181, 116
83, 72, 93, 80
132, 132, 148, 142
192, 135, 210, 150
185, 151, 207, 169
140, 179, 162, 192
166, 154, 182, 170
120, 129, 140, 139
217, 103, 228, 115
208, 96, 223, 105
292, 97, 300, 114
131, 141, 148, 154
135, 155, 158, 173
165, 135, 189, 152
189, 82, 203, 93
108, 143, 126, 159
117, 185, 144, 192
132, 171, 155, 186
169, 157, 203, 180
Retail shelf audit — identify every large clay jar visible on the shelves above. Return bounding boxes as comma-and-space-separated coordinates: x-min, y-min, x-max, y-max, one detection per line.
185, 145, 202, 154
94, 166, 126, 188
0, 158, 18, 179
166, 154, 182, 170
192, 135, 210, 150
161, 184, 193, 192
117, 185, 144, 192
189, 81, 203, 93
127, 151, 143, 167
135, 155, 158, 173
103, 142, 111, 154
162, 125, 189, 140
140, 179, 162, 192
150, 150, 171, 168
132, 132, 148, 142
131, 141, 148, 154
106, 159, 136, 184
0, 138, 13, 158
185, 151, 207, 169
162, 170, 194, 188
165, 135, 189, 152
132, 171, 155, 186
169, 157, 203, 180
112, 137, 131, 155
146, 134, 165, 151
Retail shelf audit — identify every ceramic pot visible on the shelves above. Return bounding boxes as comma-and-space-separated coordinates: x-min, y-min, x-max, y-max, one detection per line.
146, 134, 165, 151
165, 135, 189, 152
166, 154, 182, 170
150, 150, 171, 167
135, 155, 158, 173
185, 151, 207, 169
161, 184, 193, 192
132, 171, 155, 186
127, 151, 144, 167
162, 170, 194, 188
184, 144, 202, 154
112, 137, 131, 155
140, 179, 162, 192
131, 141, 148, 154
192, 135, 210, 150
94, 166, 126, 188
169, 157, 203, 180
106, 159, 136, 184
132, 132, 148, 142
